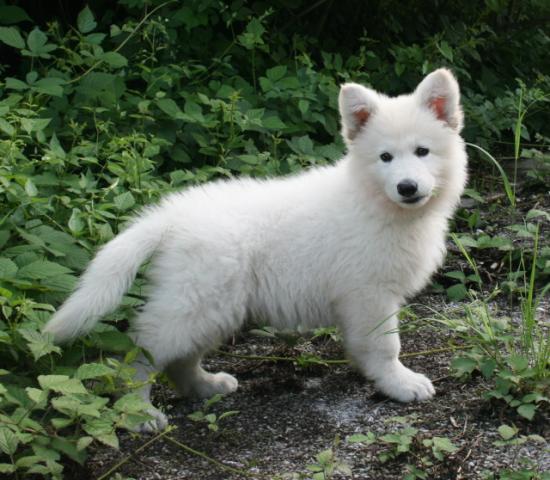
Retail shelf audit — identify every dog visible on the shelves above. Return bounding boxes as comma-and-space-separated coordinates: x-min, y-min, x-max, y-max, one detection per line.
44, 68, 468, 432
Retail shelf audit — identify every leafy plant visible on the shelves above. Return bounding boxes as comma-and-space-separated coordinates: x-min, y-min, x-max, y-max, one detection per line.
347, 416, 459, 479
303, 439, 351, 480
443, 297, 549, 420
187, 393, 239, 433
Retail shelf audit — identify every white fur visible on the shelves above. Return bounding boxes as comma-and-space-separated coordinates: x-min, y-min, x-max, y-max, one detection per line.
44, 69, 467, 432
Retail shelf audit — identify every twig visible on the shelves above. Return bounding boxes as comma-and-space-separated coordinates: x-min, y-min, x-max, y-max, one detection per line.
165, 435, 255, 478
68, 0, 177, 85
97, 426, 175, 480
402, 345, 467, 358
215, 345, 466, 365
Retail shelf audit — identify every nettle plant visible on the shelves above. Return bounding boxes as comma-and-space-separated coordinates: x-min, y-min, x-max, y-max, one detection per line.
187, 393, 239, 433
443, 298, 549, 421
347, 416, 459, 480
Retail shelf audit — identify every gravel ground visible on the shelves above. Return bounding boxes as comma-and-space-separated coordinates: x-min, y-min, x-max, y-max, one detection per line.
80, 188, 549, 480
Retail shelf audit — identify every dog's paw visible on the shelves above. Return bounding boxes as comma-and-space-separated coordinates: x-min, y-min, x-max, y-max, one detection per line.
195, 371, 239, 398
375, 364, 435, 402
133, 407, 169, 434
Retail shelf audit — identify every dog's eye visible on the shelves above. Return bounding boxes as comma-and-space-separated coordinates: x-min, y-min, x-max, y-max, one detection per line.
415, 147, 430, 157
380, 152, 393, 162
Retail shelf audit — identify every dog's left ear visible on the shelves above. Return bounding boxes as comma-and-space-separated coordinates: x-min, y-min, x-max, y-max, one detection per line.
415, 69, 463, 131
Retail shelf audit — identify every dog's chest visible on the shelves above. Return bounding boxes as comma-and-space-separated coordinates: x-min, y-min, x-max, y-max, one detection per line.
361, 218, 447, 293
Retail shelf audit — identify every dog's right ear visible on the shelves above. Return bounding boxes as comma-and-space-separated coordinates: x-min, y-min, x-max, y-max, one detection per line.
339, 83, 379, 142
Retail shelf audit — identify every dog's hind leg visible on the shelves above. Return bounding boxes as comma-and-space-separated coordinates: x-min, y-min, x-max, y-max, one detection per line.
125, 350, 169, 433
128, 287, 246, 431
166, 356, 238, 399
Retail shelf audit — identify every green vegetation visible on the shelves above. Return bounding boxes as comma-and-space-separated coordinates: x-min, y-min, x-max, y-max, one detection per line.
0, 0, 548, 478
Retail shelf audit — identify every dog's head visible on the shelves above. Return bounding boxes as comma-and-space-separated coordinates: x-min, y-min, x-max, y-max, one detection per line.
339, 69, 467, 210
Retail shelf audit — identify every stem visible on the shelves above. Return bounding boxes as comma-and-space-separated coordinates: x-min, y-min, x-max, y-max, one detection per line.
251, 48, 257, 92
215, 345, 465, 364
97, 426, 175, 480
68, 0, 176, 85
513, 86, 524, 199
165, 435, 254, 477
465, 142, 515, 208
451, 232, 482, 288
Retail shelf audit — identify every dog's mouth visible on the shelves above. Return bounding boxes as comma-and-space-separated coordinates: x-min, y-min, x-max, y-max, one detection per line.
401, 195, 427, 204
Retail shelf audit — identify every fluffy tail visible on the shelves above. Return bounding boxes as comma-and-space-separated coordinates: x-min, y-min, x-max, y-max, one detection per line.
43, 210, 166, 343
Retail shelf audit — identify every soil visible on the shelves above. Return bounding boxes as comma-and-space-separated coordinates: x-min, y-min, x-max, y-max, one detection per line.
82, 185, 549, 480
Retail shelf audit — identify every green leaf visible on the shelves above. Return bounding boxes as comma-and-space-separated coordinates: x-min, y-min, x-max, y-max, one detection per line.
432, 436, 458, 453
156, 98, 185, 120
33, 77, 65, 97
43, 274, 77, 292
25, 387, 48, 405
95, 433, 119, 449
0, 258, 18, 278
480, 358, 496, 378
114, 393, 149, 413
446, 283, 468, 301
51, 437, 87, 465
0, 427, 18, 455
76, 363, 115, 380
263, 115, 286, 130
92, 330, 135, 353
20, 117, 51, 133
451, 356, 477, 376
25, 28, 56, 58
0, 464, 16, 474
444, 271, 466, 281
52, 395, 107, 417
347, 432, 376, 444
17, 260, 72, 279
77, 6, 97, 33
205, 413, 217, 423
526, 209, 550, 221
25, 178, 38, 197
77, 72, 125, 102
188, 411, 205, 421
83, 418, 118, 448
439, 41, 453, 61
114, 191, 135, 211
0, 118, 15, 135
68, 208, 84, 234
77, 436, 93, 451
266, 65, 287, 82
498, 424, 517, 440
38, 375, 88, 394
100, 51, 128, 68
0, 6, 31, 24
15, 456, 42, 468
508, 354, 528, 372
0, 26, 24, 48
316, 449, 333, 465
19, 329, 61, 361
298, 99, 309, 115
517, 403, 536, 420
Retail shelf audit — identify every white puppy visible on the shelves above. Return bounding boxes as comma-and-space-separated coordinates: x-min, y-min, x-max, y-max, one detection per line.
45, 69, 468, 432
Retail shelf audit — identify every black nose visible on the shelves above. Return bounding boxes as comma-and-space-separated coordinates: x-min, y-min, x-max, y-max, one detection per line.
397, 179, 418, 197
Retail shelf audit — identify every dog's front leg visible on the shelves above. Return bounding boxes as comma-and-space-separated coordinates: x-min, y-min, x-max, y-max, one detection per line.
338, 293, 435, 402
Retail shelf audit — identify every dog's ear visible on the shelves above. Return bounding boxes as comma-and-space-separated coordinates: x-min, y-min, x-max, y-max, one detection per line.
339, 83, 379, 142
415, 68, 463, 131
